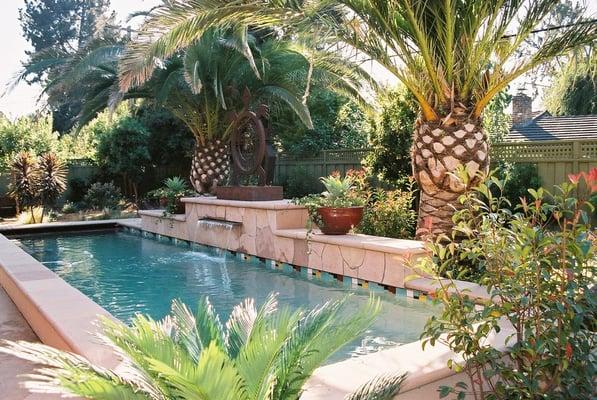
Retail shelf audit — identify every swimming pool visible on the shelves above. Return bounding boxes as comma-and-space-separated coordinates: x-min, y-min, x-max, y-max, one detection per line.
16, 230, 438, 361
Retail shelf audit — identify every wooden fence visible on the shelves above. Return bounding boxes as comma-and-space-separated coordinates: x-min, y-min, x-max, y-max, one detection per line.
274, 148, 370, 191
274, 139, 597, 191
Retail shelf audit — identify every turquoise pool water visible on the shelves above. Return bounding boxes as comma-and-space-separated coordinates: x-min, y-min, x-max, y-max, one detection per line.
17, 230, 438, 361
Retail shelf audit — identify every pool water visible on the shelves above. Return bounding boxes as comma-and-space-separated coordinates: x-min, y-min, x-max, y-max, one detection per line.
17, 230, 438, 361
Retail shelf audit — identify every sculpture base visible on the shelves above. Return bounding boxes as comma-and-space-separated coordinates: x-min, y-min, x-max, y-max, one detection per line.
215, 186, 284, 201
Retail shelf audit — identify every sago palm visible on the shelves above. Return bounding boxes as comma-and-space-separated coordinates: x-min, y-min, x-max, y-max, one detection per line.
1, 295, 406, 400
119, 0, 597, 238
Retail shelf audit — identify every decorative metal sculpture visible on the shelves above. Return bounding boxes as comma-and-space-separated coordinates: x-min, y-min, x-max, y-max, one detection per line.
229, 88, 269, 186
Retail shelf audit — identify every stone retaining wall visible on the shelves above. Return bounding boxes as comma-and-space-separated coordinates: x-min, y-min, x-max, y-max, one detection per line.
139, 198, 429, 293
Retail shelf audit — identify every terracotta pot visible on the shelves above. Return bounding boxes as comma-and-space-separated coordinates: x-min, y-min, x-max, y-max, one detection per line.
316, 206, 364, 235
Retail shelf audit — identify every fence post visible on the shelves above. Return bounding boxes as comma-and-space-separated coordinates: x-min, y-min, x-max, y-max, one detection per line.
323, 150, 328, 176
572, 141, 581, 173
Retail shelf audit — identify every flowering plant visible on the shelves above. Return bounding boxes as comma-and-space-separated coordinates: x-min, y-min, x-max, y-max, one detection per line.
417, 168, 597, 399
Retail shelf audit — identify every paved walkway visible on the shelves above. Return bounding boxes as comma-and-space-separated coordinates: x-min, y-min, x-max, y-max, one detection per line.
0, 286, 39, 399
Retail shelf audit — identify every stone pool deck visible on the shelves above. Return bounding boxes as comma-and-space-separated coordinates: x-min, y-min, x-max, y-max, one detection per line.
0, 286, 62, 400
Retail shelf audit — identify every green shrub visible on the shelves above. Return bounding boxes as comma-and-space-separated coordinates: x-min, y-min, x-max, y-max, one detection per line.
493, 161, 542, 206
358, 188, 417, 239
419, 169, 597, 399
8, 151, 39, 220
66, 177, 90, 203
280, 166, 321, 198
83, 182, 122, 211
61, 201, 78, 214
37, 153, 67, 216
96, 117, 151, 200
364, 85, 417, 186
0, 114, 59, 169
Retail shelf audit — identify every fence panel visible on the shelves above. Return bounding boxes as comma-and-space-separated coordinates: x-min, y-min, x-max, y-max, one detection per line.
274, 140, 597, 192
274, 149, 367, 191
492, 139, 597, 191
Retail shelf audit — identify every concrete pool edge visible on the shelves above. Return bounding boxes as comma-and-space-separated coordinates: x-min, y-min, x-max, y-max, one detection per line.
0, 222, 502, 399
0, 232, 119, 369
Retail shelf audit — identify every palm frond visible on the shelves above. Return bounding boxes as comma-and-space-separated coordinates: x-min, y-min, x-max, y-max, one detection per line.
344, 373, 407, 400
257, 85, 314, 129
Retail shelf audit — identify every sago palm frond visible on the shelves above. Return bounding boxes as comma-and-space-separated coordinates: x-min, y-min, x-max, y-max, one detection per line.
0, 294, 406, 400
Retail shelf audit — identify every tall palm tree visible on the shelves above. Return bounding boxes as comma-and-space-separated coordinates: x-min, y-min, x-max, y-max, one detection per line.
1, 295, 406, 399
118, 0, 596, 238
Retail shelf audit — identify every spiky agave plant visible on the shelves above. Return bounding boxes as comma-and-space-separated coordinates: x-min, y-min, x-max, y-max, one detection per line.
37, 153, 67, 221
118, 0, 597, 239
1, 294, 406, 400
9, 151, 39, 222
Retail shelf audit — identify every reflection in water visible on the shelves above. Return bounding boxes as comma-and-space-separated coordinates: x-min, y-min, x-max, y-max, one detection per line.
19, 231, 439, 362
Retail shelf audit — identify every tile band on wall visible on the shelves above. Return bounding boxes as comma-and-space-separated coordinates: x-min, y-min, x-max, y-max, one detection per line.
122, 226, 434, 303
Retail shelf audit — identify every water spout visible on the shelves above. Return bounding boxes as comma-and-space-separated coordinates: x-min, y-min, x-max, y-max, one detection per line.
194, 218, 239, 259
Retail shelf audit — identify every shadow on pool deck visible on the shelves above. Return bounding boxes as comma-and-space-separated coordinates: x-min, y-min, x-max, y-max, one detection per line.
0, 286, 63, 400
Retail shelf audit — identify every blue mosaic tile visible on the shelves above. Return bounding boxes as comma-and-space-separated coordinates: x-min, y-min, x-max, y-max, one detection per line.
367, 282, 386, 293
282, 263, 294, 274
342, 276, 352, 288
320, 272, 336, 283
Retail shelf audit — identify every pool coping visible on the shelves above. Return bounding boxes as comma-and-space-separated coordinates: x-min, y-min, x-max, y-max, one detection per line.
0, 220, 501, 399
0, 218, 139, 236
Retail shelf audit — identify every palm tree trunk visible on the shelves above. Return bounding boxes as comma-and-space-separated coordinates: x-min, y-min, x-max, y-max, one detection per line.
412, 118, 489, 240
190, 139, 230, 194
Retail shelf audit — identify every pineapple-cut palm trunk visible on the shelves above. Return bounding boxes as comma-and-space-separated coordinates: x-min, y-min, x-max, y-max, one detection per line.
190, 139, 230, 194
412, 118, 489, 240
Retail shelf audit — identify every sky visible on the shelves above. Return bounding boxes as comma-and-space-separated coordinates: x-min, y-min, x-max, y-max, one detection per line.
0, 1, 595, 119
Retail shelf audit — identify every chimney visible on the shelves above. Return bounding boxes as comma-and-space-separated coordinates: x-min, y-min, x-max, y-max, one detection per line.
512, 88, 532, 125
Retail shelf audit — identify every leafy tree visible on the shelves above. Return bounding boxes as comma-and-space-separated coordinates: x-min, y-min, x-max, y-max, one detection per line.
19, 0, 113, 82
364, 86, 417, 186
516, 0, 589, 95
274, 89, 368, 156
125, 0, 597, 239
0, 114, 59, 169
18, 0, 116, 132
0, 295, 406, 400
483, 90, 512, 144
96, 117, 151, 201
135, 105, 194, 167
544, 53, 597, 115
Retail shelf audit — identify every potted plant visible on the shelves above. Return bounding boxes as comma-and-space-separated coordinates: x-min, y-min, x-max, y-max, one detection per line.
295, 170, 368, 235
149, 177, 193, 214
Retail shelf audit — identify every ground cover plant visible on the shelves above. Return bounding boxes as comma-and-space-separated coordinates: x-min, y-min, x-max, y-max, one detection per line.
1, 295, 406, 400
418, 168, 597, 399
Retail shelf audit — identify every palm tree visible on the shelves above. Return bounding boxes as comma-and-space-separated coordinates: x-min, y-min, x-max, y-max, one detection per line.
1, 295, 406, 399
15, 27, 369, 194
118, 0, 597, 238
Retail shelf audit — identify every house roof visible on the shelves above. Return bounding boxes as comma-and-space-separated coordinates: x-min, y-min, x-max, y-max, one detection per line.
507, 112, 597, 142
